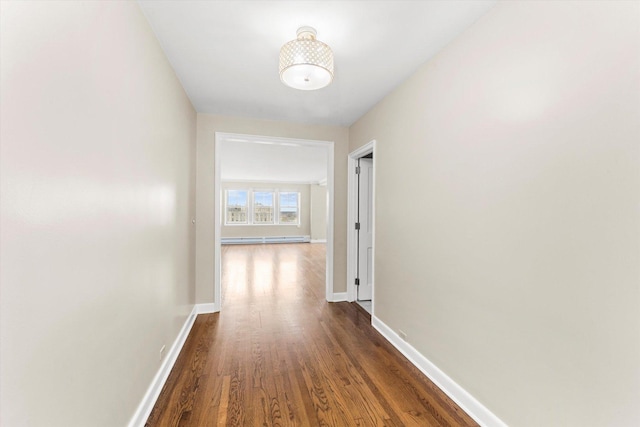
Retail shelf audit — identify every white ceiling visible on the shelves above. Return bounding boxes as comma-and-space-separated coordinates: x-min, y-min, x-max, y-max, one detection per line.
138, 0, 497, 127
220, 136, 328, 184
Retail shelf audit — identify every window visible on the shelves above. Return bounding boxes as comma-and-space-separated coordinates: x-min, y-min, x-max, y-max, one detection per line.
253, 191, 275, 224
224, 188, 300, 226
225, 190, 248, 224
279, 192, 299, 224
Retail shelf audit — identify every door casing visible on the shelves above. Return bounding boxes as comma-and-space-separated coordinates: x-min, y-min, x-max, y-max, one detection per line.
347, 140, 376, 309
357, 157, 373, 300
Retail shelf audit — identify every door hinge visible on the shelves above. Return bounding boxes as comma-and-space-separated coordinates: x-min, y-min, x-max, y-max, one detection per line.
355, 278, 360, 286
355, 222, 360, 230
355, 166, 361, 174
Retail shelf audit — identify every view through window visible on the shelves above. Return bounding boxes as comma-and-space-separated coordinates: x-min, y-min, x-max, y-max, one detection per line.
253, 191, 275, 224
226, 190, 248, 224
279, 192, 299, 224
225, 189, 300, 226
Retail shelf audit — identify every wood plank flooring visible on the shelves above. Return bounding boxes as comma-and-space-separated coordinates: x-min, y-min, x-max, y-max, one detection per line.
146, 243, 478, 427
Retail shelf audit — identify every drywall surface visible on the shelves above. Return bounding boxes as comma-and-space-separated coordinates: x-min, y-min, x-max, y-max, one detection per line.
196, 114, 349, 303
221, 182, 311, 238
0, 2, 197, 426
349, 1, 640, 426
310, 184, 328, 241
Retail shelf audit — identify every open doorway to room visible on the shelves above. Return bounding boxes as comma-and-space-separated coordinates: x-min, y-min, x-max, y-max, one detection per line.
347, 141, 376, 316
214, 133, 334, 310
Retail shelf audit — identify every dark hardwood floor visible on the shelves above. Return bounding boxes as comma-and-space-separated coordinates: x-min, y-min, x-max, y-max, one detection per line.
145, 243, 478, 426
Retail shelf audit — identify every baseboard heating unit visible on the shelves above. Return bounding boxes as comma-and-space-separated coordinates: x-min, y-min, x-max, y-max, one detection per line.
221, 235, 311, 245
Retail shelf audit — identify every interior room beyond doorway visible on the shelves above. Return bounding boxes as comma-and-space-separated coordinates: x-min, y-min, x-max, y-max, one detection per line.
214, 132, 335, 309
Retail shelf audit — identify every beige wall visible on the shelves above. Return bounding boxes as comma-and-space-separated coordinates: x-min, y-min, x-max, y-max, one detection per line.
349, 1, 640, 426
0, 2, 197, 426
310, 184, 328, 241
196, 114, 349, 303
221, 182, 311, 238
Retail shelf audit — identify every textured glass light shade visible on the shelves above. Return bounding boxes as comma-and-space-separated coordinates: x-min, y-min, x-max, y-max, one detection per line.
279, 27, 334, 91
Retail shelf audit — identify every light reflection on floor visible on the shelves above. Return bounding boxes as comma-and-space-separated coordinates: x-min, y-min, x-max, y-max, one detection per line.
221, 243, 325, 306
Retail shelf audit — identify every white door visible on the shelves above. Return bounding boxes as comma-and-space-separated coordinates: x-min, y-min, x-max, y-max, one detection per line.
357, 158, 373, 300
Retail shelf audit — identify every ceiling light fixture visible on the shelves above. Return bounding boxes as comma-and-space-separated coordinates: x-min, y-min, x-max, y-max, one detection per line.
279, 26, 334, 91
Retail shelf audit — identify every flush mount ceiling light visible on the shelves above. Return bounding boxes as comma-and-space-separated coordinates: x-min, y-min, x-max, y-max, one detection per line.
279, 26, 334, 91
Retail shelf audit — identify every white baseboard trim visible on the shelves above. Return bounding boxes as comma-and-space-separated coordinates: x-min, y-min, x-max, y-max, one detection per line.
310, 239, 327, 243
372, 316, 507, 427
329, 292, 348, 302
195, 303, 219, 314
128, 305, 199, 427
221, 235, 310, 245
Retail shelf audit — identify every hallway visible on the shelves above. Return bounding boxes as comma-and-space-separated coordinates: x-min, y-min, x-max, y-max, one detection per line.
146, 244, 477, 426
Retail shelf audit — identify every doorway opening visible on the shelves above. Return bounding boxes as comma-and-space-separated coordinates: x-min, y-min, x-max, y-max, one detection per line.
347, 140, 376, 316
214, 133, 335, 310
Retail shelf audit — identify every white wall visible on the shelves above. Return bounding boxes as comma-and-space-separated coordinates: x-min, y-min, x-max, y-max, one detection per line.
195, 114, 349, 304
221, 181, 311, 238
350, 1, 640, 426
310, 184, 328, 241
0, 2, 197, 426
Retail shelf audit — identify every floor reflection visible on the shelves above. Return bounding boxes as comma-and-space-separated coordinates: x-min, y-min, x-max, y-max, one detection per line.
221, 243, 325, 306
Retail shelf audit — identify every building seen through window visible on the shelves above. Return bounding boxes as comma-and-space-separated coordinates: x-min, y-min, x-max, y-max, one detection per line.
253, 191, 275, 224
225, 189, 299, 226
226, 190, 248, 224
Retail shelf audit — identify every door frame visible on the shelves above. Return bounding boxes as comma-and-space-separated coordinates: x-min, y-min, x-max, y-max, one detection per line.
347, 140, 376, 308
214, 132, 335, 309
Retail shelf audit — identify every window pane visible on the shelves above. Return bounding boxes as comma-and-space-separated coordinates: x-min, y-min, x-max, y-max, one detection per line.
279, 192, 299, 224
253, 191, 274, 224
226, 190, 247, 224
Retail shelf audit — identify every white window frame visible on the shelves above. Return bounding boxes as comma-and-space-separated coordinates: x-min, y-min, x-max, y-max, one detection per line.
278, 191, 301, 226
224, 189, 249, 225
252, 190, 275, 225
224, 188, 302, 226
